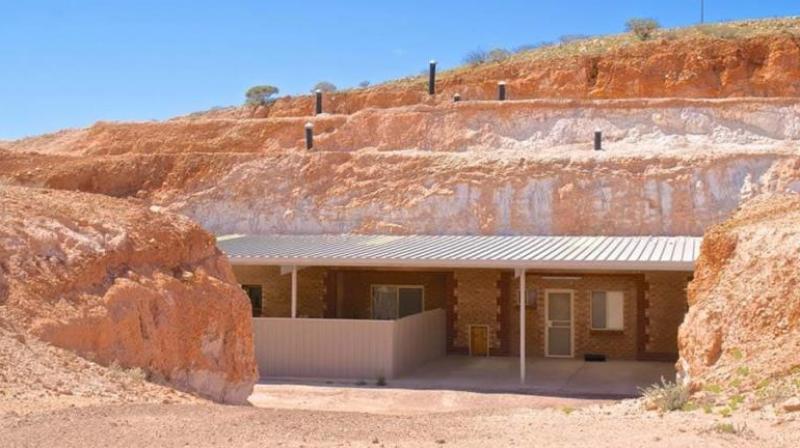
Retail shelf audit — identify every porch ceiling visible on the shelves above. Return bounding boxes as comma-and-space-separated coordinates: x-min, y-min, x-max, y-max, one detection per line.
217, 234, 701, 272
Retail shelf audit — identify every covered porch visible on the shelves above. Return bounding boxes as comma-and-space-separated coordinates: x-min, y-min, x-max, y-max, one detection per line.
218, 234, 699, 387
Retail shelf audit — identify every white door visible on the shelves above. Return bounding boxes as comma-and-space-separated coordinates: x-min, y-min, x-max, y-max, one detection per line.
546, 290, 573, 357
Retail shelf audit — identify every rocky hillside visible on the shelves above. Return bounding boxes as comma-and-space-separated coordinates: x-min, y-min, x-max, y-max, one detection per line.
0, 186, 258, 403
678, 194, 800, 396
2, 97, 799, 237
207, 18, 800, 119
2, 20, 800, 239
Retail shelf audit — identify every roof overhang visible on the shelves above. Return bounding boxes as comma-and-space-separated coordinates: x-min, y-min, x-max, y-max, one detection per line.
217, 234, 701, 272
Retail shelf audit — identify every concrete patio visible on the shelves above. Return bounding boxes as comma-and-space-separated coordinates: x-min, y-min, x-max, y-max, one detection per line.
261, 355, 675, 399
387, 356, 675, 398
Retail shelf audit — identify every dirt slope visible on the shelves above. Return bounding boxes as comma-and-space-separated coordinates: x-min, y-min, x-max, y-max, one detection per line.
215, 24, 800, 120
0, 186, 258, 403
0, 323, 198, 415
678, 193, 800, 393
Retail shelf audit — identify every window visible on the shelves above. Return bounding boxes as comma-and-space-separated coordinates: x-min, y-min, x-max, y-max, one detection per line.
371, 285, 424, 320
591, 291, 624, 330
242, 285, 263, 317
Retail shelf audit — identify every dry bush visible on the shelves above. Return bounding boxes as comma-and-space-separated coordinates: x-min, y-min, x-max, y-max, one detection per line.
626, 18, 660, 41
640, 377, 690, 412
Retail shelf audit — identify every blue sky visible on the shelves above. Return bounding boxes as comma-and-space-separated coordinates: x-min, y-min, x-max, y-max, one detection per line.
1, 1, 798, 139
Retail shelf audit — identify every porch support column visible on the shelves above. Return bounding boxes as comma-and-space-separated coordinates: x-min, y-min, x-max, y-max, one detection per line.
520, 269, 526, 384
291, 265, 298, 318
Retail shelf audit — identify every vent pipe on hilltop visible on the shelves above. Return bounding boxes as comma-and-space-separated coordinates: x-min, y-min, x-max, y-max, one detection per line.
594, 131, 603, 151
315, 89, 323, 115
428, 60, 437, 95
305, 122, 314, 150
498, 81, 507, 101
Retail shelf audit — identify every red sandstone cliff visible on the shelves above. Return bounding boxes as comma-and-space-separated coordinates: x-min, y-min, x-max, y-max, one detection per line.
678, 194, 800, 392
0, 186, 258, 403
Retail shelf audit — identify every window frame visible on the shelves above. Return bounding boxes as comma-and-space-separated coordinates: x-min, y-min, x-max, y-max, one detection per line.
590, 290, 625, 331
241, 284, 263, 317
369, 284, 425, 320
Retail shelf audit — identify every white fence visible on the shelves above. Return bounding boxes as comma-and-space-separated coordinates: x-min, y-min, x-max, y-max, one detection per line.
252, 309, 446, 379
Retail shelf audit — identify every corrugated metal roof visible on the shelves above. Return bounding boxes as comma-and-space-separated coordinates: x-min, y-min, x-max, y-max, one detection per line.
217, 234, 701, 272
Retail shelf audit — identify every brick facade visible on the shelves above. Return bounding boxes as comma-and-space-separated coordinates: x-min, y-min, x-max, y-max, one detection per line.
500, 272, 689, 360
231, 265, 690, 360
231, 265, 327, 317
452, 269, 502, 353
643, 272, 691, 357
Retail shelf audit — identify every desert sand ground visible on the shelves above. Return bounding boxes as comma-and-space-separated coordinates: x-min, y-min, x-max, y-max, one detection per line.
2, 383, 799, 447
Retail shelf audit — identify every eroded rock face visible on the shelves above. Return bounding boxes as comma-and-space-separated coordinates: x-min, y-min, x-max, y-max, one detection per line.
678, 193, 800, 390
0, 186, 258, 403
2, 98, 800, 238
198, 32, 800, 119
2, 148, 799, 237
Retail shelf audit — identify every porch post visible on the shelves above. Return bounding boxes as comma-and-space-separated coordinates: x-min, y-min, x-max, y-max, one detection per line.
518, 268, 526, 384
291, 265, 298, 318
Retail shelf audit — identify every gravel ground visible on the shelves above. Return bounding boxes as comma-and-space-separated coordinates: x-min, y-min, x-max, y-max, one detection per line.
2, 385, 799, 447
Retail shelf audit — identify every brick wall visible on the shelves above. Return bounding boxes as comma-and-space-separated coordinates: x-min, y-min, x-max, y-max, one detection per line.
231, 264, 689, 360
503, 274, 639, 359
644, 272, 691, 356
231, 265, 327, 317
453, 269, 501, 353
506, 273, 541, 357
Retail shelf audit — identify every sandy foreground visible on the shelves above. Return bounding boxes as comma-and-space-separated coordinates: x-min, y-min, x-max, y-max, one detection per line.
2, 384, 799, 447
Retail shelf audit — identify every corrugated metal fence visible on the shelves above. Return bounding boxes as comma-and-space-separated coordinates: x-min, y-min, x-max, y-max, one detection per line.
252, 309, 446, 379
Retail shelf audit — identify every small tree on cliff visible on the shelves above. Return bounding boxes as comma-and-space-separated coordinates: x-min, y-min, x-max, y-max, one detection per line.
486, 48, 511, 63
245, 85, 279, 106
312, 81, 337, 93
463, 48, 488, 66
625, 18, 660, 40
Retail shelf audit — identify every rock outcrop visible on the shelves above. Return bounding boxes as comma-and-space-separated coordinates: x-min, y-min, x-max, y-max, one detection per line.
2, 98, 800, 238
678, 193, 800, 390
0, 186, 258, 403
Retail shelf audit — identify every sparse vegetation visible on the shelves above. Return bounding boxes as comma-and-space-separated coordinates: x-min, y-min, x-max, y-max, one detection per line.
463, 48, 488, 66
681, 401, 699, 412
728, 394, 744, 411
312, 81, 337, 93
384, 17, 800, 92
625, 18, 660, 40
463, 47, 511, 65
244, 85, 279, 106
559, 34, 590, 44
513, 42, 553, 53
376, 375, 387, 387
486, 48, 511, 63
109, 361, 147, 382
711, 422, 752, 437
561, 405, 575, 415
640, 377, 690, 412
358, 80, 370, 88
